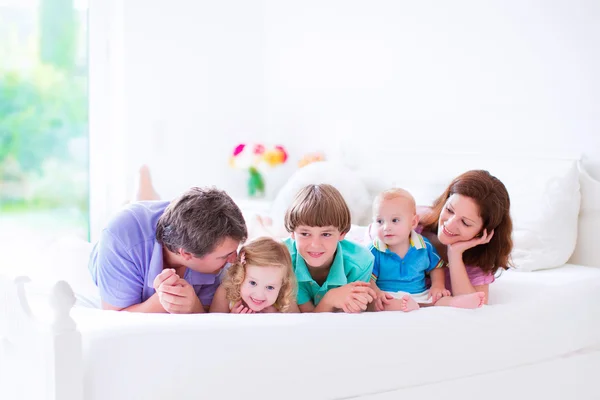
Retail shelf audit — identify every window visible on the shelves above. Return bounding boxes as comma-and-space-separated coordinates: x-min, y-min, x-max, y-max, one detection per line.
0, 0, 89, 275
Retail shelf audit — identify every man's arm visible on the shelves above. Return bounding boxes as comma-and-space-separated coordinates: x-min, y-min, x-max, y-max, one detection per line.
102, 292, 166, 313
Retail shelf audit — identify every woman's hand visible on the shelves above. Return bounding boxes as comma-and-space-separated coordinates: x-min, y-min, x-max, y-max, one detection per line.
448, 229, 494, 257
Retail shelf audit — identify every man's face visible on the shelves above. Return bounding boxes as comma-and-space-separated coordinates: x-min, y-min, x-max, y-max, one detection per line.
185, 237, 240, 274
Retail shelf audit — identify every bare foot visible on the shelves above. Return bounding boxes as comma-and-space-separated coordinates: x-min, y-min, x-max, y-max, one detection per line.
135, 165, 160, 201
384, 295, 420, 312
445, 292, 485, 309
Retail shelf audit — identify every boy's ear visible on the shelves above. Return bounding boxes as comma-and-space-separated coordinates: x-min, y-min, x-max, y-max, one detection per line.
412, 214, 420, 229
290, 232, 296, 240
339, 232, 347, 241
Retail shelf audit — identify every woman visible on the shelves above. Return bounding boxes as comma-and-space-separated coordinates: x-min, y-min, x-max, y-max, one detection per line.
419, 170, 513, 304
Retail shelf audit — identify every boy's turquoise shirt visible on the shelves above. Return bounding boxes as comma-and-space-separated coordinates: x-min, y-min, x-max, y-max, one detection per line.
283, 237, 374, 306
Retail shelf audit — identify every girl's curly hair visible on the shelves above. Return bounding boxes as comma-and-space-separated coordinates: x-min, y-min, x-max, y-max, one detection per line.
222, 236, 297, 312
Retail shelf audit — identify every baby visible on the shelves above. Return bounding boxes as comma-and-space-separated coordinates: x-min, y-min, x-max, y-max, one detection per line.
369, 188, 485, 312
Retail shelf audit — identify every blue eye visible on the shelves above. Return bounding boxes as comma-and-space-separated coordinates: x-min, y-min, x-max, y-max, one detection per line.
249, 280, 257, 287
266, 286, 275, 291
375, 219, 383, 224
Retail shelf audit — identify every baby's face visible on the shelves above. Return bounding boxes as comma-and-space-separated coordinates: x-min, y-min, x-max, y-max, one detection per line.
373, 197, 417, 248
240, 265, 284, 312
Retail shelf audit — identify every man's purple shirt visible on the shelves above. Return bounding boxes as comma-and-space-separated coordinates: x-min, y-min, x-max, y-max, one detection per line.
89, 201, 224, 309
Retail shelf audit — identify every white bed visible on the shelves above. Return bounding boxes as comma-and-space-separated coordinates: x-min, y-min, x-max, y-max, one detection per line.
2, 153, 600, 400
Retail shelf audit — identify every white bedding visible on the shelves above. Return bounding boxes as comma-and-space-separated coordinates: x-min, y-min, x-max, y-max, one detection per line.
55, 264, 600, 400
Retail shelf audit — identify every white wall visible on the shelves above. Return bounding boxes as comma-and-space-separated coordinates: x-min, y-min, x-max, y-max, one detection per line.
91, 0, 600, 233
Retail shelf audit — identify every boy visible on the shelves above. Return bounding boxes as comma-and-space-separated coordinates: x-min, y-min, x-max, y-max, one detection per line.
283, 184, 376, 313
369, 188, 485, 312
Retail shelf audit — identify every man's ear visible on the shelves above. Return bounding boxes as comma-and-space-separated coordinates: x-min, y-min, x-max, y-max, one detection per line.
179, 249, 193, 260
412, 214, 420, 229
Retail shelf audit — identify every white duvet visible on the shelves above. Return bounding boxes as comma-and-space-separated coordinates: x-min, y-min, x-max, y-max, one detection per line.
58, 264, 600, 400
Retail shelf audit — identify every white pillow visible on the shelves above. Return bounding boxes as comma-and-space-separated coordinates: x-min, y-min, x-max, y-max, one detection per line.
508, 161, 580, 271
269, 161, 372, 237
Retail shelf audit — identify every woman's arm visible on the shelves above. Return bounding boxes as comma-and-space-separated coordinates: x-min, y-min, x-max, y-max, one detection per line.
446, 229, 495, 297
473, 284, 489, 305
446, 250, 478, 295
208, 285, 230, 313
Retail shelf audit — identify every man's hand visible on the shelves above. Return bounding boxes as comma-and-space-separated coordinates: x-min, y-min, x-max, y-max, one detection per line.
327, 282, 376, 313
153, 268, 179, 292
374, 290, 394, 311
154, 270, 203, 314
230, 300, 255, 314
428, 285, 451, 304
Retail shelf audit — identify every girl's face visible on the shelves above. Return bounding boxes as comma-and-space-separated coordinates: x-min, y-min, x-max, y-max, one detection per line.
438, 194, 484, 245
240, 265, 285, 312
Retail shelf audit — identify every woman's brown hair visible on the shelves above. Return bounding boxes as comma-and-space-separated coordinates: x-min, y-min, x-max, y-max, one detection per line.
420, 170, 513, 274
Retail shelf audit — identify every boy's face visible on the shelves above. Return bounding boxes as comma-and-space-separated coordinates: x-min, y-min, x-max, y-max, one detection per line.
291, 225, 346, 269
373, 197, 418, 248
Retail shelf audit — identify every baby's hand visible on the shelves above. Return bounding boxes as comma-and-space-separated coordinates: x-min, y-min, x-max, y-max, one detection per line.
374, 291, 394, 311
429, 286, 451, 304
231, 300, 255, 314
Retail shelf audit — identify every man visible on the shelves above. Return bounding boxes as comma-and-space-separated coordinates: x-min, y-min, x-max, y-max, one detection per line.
89, 186, 247, 313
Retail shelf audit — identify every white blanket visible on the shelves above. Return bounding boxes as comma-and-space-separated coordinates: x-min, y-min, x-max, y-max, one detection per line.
60, 264, 600, 400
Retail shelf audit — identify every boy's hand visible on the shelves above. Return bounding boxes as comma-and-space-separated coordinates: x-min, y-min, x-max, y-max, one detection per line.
230, 300, 255, 314
429, 285, 451, 303
329, 282, 376, 313
374, 290, 394, 311
157, 278, 203, 314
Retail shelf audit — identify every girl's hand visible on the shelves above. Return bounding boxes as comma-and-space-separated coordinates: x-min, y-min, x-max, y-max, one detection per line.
448, 229, 494, 257
231, 300, 254, 314
261, 305, 279, 313
428, 285, 451, 303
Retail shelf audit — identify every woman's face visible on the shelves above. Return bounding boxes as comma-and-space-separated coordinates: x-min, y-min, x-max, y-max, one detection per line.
437, 194, 484, 245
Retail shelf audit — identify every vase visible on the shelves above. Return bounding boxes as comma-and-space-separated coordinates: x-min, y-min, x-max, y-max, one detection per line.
247, 167, 265, 198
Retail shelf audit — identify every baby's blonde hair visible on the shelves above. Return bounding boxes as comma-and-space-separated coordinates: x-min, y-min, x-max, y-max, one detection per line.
373, 188, 416, 215
222, 236, 297, 312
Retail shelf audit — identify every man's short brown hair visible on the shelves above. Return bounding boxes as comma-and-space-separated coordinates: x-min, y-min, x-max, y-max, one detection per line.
156, 187, 247, 257
284, 184, 351, 234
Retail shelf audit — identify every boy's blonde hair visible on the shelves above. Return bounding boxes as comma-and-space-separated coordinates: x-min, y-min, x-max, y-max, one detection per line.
222, 236, 297, 312
284, 184, 351, 234
373, 188, 417, 215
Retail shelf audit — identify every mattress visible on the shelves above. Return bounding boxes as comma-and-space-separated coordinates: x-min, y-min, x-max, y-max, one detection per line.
64, 264, 600, 400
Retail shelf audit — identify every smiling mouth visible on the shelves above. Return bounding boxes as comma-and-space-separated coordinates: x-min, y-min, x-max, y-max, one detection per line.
249, 297, 265, 305
307, 252, 324, 258
442, 225, 458, 236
